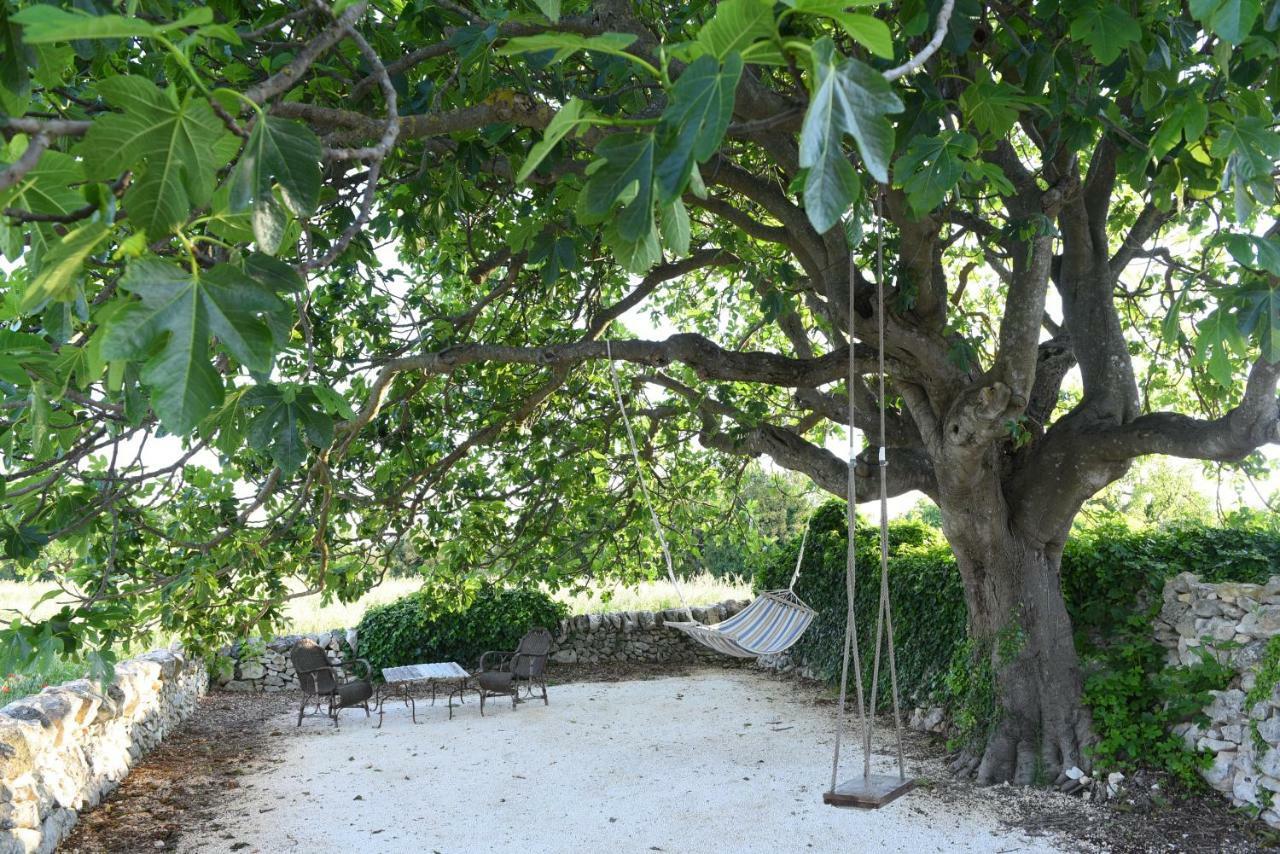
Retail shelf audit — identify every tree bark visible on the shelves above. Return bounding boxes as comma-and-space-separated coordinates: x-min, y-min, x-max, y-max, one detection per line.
938, 489, 1092, 786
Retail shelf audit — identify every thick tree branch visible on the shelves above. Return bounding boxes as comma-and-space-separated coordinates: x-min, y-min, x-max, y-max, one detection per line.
1088, 358, 1280, 462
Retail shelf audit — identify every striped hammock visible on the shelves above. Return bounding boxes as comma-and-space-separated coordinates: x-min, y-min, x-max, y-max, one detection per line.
666, 589, 816, 658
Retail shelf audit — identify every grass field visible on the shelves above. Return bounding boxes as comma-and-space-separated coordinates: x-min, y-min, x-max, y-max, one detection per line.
0, 572, 751, 636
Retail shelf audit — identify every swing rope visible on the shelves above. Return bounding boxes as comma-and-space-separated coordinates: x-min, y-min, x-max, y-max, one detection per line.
604, 339, 694, 624
828, 189, 908, 793
604, 338, 817, 652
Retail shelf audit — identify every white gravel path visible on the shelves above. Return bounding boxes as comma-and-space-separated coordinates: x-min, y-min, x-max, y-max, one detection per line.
182, 670, 1073, 854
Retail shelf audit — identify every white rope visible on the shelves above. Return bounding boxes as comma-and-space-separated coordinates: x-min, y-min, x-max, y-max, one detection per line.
787, 517, 811, 592
830, 248, 869, 793
604, 340, 694, 623
864, 192, 908, 782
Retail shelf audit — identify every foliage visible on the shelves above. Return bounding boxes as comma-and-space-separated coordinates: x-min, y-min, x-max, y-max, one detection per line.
1061, 515, 1280, 645
0, 658, 84, 700
356, 581, 567, 677
1247, 635, 1280, 710
1081, 620, 1233, 786
943, 636, 998, 755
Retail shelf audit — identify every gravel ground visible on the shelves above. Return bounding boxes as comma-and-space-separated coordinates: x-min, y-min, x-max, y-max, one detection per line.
60, 666, 1273, 853
174, 669, 1065, 854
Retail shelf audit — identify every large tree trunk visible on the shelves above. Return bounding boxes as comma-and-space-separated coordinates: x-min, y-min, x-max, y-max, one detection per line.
937, 487, 1093, 786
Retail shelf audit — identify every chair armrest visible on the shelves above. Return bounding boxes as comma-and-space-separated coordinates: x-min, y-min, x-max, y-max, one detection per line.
479, 650, 515, 672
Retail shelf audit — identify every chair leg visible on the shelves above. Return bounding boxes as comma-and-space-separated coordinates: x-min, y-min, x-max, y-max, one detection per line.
297, 697, 306, 727
480, 690, 486, 717
540, 677, 548, 706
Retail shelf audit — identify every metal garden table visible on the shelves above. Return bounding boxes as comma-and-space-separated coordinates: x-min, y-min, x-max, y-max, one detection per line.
375, 661, 471, 727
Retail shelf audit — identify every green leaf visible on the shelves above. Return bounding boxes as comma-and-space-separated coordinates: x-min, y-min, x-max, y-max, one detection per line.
895, 131, 978, 215
532, 0, 561, 22
18, 222, 110, 314
1194, 308, 1250, 386
228, 116, 321, 250
10, 6, 211, 43
959, 78, 1027, 138
579, 133, 656, 243
517, 98, 595, 183
1069, 6, 1142, 64
243, 384, 334, 474
698, 0, 776, 60
1190, 0, 1261, 45
798, 39, 903, 230
0, 4, 35, 116
80, 76, 227, 237
100, 260, 289, 433
658, 199, 691, 256
1236, 285, 1280, 362
655, 53, 744, 201
497, 32, 641, 67
835, 14, 893, 59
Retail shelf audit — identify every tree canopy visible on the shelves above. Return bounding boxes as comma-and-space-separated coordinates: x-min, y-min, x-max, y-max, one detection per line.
0, 0, 1277, 776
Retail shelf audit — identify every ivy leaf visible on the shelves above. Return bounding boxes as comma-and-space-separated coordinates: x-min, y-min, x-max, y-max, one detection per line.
80, 76, 226, 238
1069, 6, 1142, 64
1190, 0, 1261, 45
655, 53, 744, 201
697, 0, 776, 60
579, 133, 656, 243
798, 38, 903, 231
243, 384, 333, 474
895, 131, 978, 215
18, 222, 110, 314
100, 260, 289, 433
228, 116, 321, 250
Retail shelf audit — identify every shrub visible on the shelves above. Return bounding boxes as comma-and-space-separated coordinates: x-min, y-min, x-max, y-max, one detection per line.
756, 502, 1280, 784
754, 500, 967, 709
357, 581, 567, 677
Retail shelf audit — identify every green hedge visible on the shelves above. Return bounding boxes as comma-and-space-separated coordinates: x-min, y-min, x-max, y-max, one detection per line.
755, 501, 967, 708
357, 582, 568, 678
756, 501, 1280, 710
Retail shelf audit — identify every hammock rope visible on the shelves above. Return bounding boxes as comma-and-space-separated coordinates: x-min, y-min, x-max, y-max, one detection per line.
604, 340, 816, 658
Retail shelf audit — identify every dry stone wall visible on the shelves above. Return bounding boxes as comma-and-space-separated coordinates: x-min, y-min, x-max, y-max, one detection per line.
214, 600, 751, 691
1154, 572, 1280, 828
549, 600, 749, 665
0, 648, 206, 854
